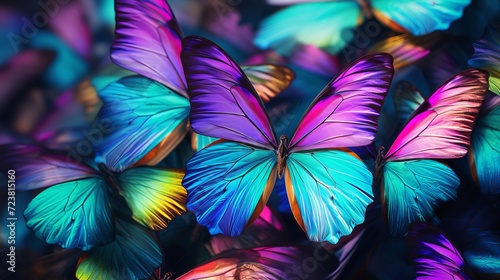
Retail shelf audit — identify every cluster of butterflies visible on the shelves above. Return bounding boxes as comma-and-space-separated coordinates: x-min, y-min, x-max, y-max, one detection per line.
1, 0, 500, 279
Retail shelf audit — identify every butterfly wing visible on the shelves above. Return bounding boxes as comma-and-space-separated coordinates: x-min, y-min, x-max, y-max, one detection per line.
24, 177, 114, 251
288, 53, 394, 152
178, 245, 334, 280
0, 144, 97, 191
285, 149, 373, 244
117, 167, 186, 231
468, 26, 500, 95
254, 1, 362, 55
190, 64, 294, 151
241, 64, 295, 102
93, 76, 190, 172
368, 33, 436, 69
112, 0, 187, 97
181, 36, 277, 149
393, 81, 425, 125
76, 218, 162, 280
469, 93, 500, 196
371, 0, 471, 36
382, 160, 460, 236
408, 222, 473, 279
385, 69, 488, 161
183, 141, 277, 236
205, 206, 287, 256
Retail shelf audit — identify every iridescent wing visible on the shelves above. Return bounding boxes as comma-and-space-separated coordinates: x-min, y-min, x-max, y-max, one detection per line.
469, 25, 500, 95
117, 167, 187, 230
371, 0, 471, 36
288, 53, 394, 152
408, 222, 473, 279
24, 177, 114, 251
183, 141, 277, 236
111, 0, 187, 97
181, 36, 278, 149
285, 149, 373, 244
93, 76, 190, 172
385, 69, 488, 161
76, 218, 162, 280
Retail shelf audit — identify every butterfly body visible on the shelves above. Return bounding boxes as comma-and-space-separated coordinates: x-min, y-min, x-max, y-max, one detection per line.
277, 134, 289, 179
97, 162, 121, 194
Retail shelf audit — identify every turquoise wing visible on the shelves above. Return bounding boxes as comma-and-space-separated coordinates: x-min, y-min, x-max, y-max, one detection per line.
371, 0, 471, 36
183, 141, 277, 236
382, 160, 460, 236
285, 150, 373, 244
470, 98, 500, 196
94, 75, 190, 172
76, 218, 162, 280
192, 132, 218, 152
23, 177, 114, 251
254, 1, 361, 55
118, 167, 187, 231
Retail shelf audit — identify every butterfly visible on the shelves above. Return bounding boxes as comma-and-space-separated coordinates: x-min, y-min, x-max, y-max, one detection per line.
95, 0, 295, 172
407, 222, 474, 279
255, 0, 471, 55
394, 81, 500, 197
177, 245, 337, 279
181, 35, 394, 244
0, 144, 186, 279
374, 69, 488, 236
469, 25, 500, 95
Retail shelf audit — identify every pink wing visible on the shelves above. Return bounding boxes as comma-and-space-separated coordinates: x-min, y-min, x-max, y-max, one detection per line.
181, 36, 277, 149
288, 53, 394, 152
111, 0, 187, 97
385, 69, 489, 161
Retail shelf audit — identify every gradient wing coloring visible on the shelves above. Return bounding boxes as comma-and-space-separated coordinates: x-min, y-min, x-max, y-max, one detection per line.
468, 26, 500, 95
382, 160, 460, 236
76, 218, 162, 280
94, 76, 190, 172
182, 141, 277, 236
385, 69, 488, 161
0, 144, 97, 191
285, 150, 373, 244
24, 177, 114, 251
117, 167, 187, 230
181, 36, 277, 149
241, 64, 295, 102
408, 222, 473, 279
371, 0, 471, 36
112, 0, 187, 97
288, 53, 394, 152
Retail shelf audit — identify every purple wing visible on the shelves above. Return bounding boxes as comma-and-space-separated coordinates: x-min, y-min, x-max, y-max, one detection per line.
385, 69, 488, 161
0, 144, 97, 191
181, 36, 277, 149
408, 222, 473, 279
288, 53, 394, 152
112, 0, 187, 97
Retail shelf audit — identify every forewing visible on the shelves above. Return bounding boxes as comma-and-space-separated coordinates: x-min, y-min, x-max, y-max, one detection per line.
181, 36, 277, 149
289, 53, 394, 152
385, 69, 488, 161
112, 0, 187, 97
